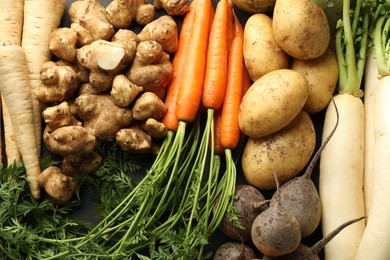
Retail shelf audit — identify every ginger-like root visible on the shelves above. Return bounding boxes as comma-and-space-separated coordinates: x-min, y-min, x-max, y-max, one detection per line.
49, 28, 78, 63
69, 0, 115, 41
46, 125, 97, 156
46, 125, 102, 176
111, 29, 140, 71
138, 15, 179, 53
75, 93, 133, 141
111, 74, 143, 107
126, 40, 172, 99
37, 61, 80, 103
77, 39, 127, 90
132, 92, 167, 121
105, 0, 155, 29
154, 0, 189, 16
62, 152, 102, 176
116, 126, 153, 153
42, 101, 82, 149
70, 23, 94, 47
38, 166, 79, 204
141, 118, 167, 139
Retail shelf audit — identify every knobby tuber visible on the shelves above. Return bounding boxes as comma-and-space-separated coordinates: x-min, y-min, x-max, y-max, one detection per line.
69, 0, 115, 41
132, 91, 167, 121
138, 15, 179, 53
37, 61, 80, 103
46, 125, 102, 176
141, 118, 167, 139
105, 0, 155, 29
126, 40, 172, 99
49, 27, 78, 63
70, 22, 94, 47
116, 125, 153, 153
111, 74, 143, 107
42, 101, 82, 147
38, 166, 79, 205
75, 93, 133, 141
153, 0, 189, 16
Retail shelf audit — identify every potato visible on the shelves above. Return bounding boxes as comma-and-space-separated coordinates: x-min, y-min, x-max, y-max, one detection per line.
241, 110, 316, 190
272, 0, 330, 60
243, 13, 289, 82
231, 0, 275, 14
291, 48, 339, 114
238, 69, 309, 138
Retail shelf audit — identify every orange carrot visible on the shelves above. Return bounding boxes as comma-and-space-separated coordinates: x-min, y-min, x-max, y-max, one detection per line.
175, 0, 213, 123
226, 0, 235, 52
0, 44, 41, 199
162, 2, 196, 132
221, 13, 245, 150
213, 108, 224, 155
22, 0, 66, 155
202, 0, 229, 110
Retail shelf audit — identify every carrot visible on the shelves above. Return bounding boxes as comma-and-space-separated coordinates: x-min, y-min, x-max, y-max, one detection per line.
0, 44, 41, 199
161, 2, 196, 132
208, 11, 245, 235
175, 0, 213, 123
202, 0, 229, 110
213, 108, 224, 155
220, 13, 244, 150
319, 1, 368, 258
22, 0, 66, 155
0, 0, 24, 166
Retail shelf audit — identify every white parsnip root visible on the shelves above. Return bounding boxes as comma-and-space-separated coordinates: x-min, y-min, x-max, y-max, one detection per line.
0, 44, 41, 199
22, 0, 66, 155
0, 0, 24, 165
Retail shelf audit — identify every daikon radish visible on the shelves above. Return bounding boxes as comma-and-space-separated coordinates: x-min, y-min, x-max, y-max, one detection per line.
362, 49, 379, 217
22, 0, 66, 155
356, 9, 390, 259
319, 0, 368, 259
0, 44, 41, 199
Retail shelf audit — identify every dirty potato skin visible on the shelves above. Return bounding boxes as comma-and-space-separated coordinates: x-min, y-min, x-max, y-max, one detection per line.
243, 13, 289, 82
272, 0, 330, 60
238, 69, 309, 138
231, 0, 275, 14
241, 110, 316, 190
291, 48, 339, 114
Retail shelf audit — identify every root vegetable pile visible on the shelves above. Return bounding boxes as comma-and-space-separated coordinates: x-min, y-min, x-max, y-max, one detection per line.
2, 0, 390, 259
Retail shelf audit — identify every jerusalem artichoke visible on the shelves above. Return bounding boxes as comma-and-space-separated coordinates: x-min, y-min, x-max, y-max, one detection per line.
126, 40, 172, 99
75, 93, 133, 141
111, 74, 143, 107
138, 15, 179, 53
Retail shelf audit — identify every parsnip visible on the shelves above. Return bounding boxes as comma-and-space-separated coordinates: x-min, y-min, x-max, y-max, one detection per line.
319, 94, 365, 260
22, 0, 66, 155
0, 0, 24, 165
0, 44, 41, 199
